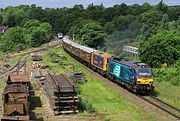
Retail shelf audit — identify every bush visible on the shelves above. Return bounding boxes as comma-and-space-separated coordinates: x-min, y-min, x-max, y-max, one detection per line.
153, 62, 180, 86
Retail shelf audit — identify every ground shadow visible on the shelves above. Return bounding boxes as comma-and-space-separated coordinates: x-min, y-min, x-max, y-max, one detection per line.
151, 89, 160, 96
29, 94, 44, 121
78, 98, 96, 113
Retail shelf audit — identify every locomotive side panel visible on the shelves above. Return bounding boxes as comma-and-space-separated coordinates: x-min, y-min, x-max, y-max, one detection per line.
107, 60, 135, 84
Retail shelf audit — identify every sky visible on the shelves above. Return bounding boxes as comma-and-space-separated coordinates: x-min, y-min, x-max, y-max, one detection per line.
0, 0, 179, 9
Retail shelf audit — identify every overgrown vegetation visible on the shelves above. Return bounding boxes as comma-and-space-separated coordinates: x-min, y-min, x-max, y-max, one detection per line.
152, 60, 180, 108
42, 48, 161, 121
0, 2, 179, 118
0, 20, 52, 52
139, 30, 180, 67
153, 60, 180, 86
0, 2, 179, 66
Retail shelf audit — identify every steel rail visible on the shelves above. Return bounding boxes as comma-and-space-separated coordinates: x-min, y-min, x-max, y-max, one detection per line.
150, 95, 180, 112
63, 47, 180, 120
138, 95, 180, 119
0, 43, 59, 77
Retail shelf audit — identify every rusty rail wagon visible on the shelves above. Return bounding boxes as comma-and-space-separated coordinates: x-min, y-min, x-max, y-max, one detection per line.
44, 73, 79, 115
1, 85, 30, 121
1, 60, 30, 121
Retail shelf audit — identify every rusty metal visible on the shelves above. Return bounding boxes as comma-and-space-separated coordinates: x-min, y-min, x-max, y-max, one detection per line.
7, 74, 30, 84
2, 85, 29, 120
1, 43, 60, 120
3, 85, 29, 94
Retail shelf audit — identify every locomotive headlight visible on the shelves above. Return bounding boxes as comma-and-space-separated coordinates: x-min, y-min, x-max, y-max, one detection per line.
137, 79, 141, 84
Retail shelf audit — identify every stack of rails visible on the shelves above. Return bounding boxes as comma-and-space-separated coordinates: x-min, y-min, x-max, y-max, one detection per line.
44, 73, 79, 115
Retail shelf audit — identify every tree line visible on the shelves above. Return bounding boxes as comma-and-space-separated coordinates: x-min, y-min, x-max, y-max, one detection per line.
0, 1, 179, 67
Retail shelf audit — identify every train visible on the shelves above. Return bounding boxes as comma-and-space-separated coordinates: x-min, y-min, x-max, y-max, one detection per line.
62, 36, 154, 93
1, 61, 30, 121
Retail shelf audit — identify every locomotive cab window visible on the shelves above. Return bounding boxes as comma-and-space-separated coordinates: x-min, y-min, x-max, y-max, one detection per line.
135, 68, 152, 77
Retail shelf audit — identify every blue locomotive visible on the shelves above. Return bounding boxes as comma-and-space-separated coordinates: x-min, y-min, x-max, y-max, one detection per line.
107, 57, 154, 93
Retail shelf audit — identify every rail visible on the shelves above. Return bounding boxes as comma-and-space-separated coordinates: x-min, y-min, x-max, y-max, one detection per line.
138, 95, 180, 119
64, 47, 180, 120
0, 43, 59, 78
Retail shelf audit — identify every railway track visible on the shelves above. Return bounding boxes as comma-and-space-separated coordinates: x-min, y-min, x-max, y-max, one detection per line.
63, 48, 180, 120
0, 54, 28, 78
0, 42, 59, 78
138, 95, 180, 119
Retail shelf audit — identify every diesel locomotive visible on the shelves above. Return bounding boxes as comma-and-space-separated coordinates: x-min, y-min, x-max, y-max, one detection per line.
62, 36, 154, 93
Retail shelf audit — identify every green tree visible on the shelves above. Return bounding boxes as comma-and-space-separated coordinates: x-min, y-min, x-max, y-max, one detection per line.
80, 22, 106, 48
140, 10, 163, 40
156, 0, 168, 13
139, 30, 180, 67
103, 22, 116, 34
73, 4, 84, 11
29, 21, 52, 47
159, 14, 170, 30
0, 27, 28, 52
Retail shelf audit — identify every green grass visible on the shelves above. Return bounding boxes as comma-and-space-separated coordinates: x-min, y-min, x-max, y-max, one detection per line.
154, 81, 180, 109
0, 51, 4, 57
153, 68, 180, 109
42, 48, 160, 121
78, 77, 158, 121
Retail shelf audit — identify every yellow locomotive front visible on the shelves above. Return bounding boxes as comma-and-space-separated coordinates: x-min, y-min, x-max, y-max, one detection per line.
134, 63, 154, 93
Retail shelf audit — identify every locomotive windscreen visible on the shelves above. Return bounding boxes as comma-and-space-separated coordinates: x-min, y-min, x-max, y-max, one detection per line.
135, 68, 152, 77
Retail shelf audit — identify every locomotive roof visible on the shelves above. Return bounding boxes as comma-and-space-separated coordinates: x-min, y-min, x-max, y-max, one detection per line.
63, 36, 97, 53
111, 57, 149, 68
